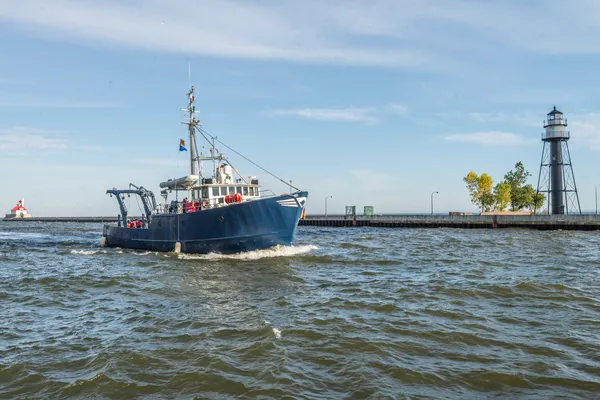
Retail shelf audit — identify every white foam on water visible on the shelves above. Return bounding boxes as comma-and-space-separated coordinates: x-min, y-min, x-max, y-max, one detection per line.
71, 249, 124, 255
70, 250, 99, 255
69, 245, 317, 260
264, 320, 282, 339
178, 244, 318, 261
272, 327, 282, 339
132, 251, 159, 256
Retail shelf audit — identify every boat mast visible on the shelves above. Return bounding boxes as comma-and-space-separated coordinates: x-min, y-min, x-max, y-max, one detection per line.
184, 86, 199, 200
185, 84, 224, 185
187, 86, 197, 177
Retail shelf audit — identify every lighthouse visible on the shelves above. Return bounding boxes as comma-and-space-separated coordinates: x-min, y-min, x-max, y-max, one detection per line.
4, 198, 33, 219
535, 106, 581, 215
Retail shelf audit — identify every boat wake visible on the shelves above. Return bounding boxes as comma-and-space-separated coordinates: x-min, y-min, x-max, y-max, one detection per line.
68, 245, 318, 260
177, 244, 318, 261
70, 249, 124, 255
70, 249, 100, 255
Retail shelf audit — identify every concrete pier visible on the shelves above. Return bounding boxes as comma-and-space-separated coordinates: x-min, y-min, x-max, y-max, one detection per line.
4, 214, 600, 231
299, 214, 600, 231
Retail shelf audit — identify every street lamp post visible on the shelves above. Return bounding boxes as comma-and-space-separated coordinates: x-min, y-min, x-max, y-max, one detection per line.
325, 196, 332, 216
431, 191, 439, 215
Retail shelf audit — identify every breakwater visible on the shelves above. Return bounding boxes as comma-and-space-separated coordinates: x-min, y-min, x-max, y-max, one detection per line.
299, 214, 600, 230
5, 214, 600, 230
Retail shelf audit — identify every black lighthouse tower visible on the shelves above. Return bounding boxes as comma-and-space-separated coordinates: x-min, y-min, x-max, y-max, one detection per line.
535, 106, 581, 215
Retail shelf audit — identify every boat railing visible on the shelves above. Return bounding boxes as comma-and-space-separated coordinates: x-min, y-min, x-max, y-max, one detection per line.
260, 189, 277, 198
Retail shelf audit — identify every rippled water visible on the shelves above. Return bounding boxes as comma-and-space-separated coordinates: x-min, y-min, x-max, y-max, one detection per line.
1, 222, 599, 399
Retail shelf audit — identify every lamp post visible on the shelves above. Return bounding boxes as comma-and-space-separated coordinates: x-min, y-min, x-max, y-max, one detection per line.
431, 191, 438, 215
325, 196, 332, 216
596, 185, 599, 215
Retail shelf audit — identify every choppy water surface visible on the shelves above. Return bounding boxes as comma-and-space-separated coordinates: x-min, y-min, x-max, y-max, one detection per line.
1, 222, 599, 399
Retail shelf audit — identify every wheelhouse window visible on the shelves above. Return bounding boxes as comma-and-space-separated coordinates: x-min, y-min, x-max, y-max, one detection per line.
220, 187, 227, 196
236, 186, 242, 194
249, 187, 254, 196
202, 187, 209, 199
218, 197, 224, 204
212, 187, 219, 197
243, 186, 248, 196
228, 186, 235, 194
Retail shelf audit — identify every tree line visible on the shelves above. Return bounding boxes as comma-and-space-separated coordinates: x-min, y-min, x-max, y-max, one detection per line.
463, 162, 545, 212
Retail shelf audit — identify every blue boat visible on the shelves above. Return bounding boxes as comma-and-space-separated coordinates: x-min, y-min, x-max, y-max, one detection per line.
101, 85, 308, 254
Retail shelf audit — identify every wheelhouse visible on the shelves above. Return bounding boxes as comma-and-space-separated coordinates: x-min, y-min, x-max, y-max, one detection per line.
196, 183, 260, 207
157, 174, 262, 215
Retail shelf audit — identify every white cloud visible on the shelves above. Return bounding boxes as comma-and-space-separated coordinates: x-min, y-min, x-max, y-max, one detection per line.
269, 103, 410, 123
0, 127, 69, 150
452, 111, 600, 151
269, 107, 378, 123
442, 131, 531, 146
434, 111, 542, 128
0, 0, 429, 69
0, 127, 104, 153
2, 0, 599, 70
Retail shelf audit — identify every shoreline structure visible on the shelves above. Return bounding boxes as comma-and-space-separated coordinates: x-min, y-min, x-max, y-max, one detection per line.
4, 213, 600, 231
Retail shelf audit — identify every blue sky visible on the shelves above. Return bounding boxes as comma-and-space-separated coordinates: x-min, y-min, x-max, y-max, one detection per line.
2, 0, 600, 216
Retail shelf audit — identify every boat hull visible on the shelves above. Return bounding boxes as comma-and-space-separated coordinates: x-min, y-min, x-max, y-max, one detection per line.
102, 192, 307, 254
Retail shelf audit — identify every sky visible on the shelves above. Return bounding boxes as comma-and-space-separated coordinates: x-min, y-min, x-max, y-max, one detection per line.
2, 0, 600, 216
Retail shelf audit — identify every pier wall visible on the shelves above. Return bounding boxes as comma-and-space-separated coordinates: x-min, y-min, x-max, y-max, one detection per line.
299, 214, 600, 230
4, 214, 600, 230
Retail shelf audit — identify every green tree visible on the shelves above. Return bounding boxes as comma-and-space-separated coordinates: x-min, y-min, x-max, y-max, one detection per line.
479, 173, 494, 211
504, 161, 531, 188
463, 171, 480, 206
510, 187, 529, 211
493, 182, 511, 211
518, 185, 546, 211
504, 162, 532, 211
463, 171, 494, 211
519, 185, 536, 211
532, 192, 546, 212
465, 162, 544, 213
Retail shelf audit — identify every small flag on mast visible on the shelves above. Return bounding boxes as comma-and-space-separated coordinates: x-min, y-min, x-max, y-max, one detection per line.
179, 139, 187, 152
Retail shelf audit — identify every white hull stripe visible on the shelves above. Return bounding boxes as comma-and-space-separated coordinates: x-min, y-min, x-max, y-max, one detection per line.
277, 196, 306, 208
